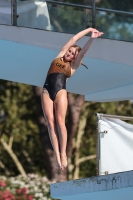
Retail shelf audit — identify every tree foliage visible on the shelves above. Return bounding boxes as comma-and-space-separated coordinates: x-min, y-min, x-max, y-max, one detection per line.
0, 80, 47, 176
1, 79, 133, 181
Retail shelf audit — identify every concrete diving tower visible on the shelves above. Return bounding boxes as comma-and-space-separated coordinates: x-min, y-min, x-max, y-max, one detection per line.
50, 170, 133, 200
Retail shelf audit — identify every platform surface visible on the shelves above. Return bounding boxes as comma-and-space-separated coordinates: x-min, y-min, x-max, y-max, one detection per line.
50, 170, 133, 200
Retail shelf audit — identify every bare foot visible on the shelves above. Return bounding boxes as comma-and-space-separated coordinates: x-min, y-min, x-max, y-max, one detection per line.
55, 152, 64, 170
60, 154, 68, 168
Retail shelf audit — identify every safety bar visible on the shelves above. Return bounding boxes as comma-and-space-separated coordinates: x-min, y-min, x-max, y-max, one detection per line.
12, 0, 17, 26
95, 113, 133, 121
46, 0, 133, 16
5, 0, 133, 30
46, 0, 92, 9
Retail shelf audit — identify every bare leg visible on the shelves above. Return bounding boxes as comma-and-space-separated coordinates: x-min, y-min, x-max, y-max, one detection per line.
54, 89, 68, 167
41, 89, 63, 169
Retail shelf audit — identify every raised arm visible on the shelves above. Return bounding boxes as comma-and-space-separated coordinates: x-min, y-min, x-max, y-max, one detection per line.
56, 27, 94, 58
71, 29, 104, 75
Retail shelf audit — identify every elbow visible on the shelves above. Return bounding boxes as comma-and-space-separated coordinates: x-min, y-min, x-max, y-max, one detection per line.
72, 36, 78, 43
80, 51, 86, 58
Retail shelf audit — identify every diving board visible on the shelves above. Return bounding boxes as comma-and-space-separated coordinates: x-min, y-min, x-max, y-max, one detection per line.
0, 24, 133, 102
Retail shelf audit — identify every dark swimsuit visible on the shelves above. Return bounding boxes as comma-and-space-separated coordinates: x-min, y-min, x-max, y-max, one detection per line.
43, 58, 71, 101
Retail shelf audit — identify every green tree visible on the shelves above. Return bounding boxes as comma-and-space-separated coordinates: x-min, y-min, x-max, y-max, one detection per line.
1, 79, 133, 181
0, 80, 47, 176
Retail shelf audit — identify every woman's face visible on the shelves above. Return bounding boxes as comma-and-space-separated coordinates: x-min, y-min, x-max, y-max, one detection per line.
64, 47, 77, 62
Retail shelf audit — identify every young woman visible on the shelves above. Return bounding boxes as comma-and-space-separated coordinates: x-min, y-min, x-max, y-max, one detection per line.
42, 27, 103, 170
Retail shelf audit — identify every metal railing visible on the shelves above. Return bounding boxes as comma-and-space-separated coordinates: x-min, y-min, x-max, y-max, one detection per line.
1, 0, 133, 41
45, 0, 92, 9
46, 0, 133, 16
46, 0, 133, 29
1, 0, 133, 26
6, 0, 133, 27
12, 0, 17, 26
96, 113, 133, 121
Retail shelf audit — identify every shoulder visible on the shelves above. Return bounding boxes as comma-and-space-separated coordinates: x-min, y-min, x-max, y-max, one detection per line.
53, 57, 62, 61
55, 50, 66, 59
51, 57, 61, 64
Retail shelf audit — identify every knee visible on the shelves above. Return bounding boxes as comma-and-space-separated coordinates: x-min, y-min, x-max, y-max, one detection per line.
46, 119, 54, 130
56, 117, 65, 129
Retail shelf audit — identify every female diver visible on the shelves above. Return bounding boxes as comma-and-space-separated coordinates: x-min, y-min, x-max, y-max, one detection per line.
42, 27, 103, 170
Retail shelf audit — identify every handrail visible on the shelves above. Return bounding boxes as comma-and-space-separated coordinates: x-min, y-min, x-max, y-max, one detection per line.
96, 7, 133, 16
95, 113, 133, 121
12, 0, 17, 26
46, 0, 133, 16
45, 0, 92, 9
92, 0, 96, 28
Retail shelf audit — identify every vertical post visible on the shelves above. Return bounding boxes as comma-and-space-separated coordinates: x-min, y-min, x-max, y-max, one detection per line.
12, 0, 17, 26
96, 113, 100, 175
91, 0, 96, 28
83, 9, 86, 29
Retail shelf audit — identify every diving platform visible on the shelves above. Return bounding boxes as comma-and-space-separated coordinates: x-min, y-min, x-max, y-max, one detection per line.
50, 170, 133, 200
0, 24, 133, 102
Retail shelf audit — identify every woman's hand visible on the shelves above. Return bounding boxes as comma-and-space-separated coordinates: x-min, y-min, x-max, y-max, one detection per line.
91, 28, 104, 38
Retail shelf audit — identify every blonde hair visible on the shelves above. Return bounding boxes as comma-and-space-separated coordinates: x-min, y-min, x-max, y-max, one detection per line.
71, 45, 81, 53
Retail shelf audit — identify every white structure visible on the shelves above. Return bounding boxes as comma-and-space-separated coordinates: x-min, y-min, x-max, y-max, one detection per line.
17, 0, 51, 30
96, 114, 133, 176
0, 0, 51, 29
51, 114, 133, 200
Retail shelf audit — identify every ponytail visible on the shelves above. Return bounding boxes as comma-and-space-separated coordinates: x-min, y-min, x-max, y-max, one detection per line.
81, 63, 88, 69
